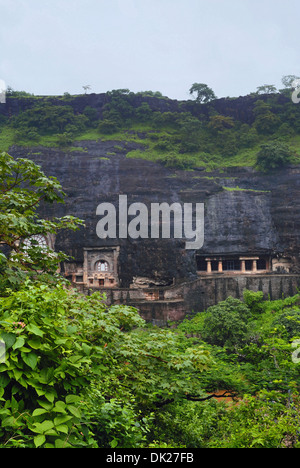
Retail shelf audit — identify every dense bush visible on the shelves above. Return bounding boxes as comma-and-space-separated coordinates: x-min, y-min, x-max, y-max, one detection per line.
11, 105, 88, 136
273, 309, 300, 339
256, 142, 294, 171
0, 282, 213, 448
0, 282, 99, 447
201, 297, 251, 349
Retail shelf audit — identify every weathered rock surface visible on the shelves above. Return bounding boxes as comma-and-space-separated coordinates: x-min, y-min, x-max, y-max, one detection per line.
9, 139, 300, 287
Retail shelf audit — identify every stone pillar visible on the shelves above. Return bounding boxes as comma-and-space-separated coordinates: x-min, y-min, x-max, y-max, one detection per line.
241, 260, 246, 273
206, 260, 212, 273
113, 246, 120, 286
252, 260, 257, 272
218, 260, 223, 273
83, 249, 88, 284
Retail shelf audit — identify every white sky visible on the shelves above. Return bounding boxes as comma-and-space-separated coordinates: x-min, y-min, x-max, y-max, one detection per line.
0, 0, 299, 100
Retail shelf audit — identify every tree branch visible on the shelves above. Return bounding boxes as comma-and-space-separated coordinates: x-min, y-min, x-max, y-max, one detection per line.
186, 391, 238, 402
154, 391, 238, 408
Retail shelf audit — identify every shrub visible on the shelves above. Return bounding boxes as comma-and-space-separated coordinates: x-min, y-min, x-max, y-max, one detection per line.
272, 309, 300, 339
202, 297, 251, 349
56, 132, 73, 147
256, 142, 293, 171
0, 282, 99, 447
11, 105, 88, 136
0, 281, 213, 448
98, 119, 120, 134
243, 290, 264, 313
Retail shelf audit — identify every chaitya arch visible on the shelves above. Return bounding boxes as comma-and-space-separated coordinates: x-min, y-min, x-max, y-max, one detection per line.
22, 235, 48, 251
95, 260, 109, 272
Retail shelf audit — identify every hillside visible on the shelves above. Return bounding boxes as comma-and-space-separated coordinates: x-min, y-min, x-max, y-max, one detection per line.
1, 87, 300, 170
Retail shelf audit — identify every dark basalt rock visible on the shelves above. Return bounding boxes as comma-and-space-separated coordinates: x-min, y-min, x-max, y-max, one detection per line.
8, 139, 300, 287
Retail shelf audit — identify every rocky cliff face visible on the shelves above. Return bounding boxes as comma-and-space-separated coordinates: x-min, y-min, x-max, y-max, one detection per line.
9, 138, 300, 287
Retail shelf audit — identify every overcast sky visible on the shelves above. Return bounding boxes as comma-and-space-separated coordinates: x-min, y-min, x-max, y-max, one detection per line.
0, 0, 299, 100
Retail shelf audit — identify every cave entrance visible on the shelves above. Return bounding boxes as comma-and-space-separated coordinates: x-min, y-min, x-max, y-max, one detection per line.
223, 260, 240, 271
196, 254, 271, 275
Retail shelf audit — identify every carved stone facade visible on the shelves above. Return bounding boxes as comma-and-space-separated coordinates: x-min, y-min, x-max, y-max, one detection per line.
84, 247, 120, 288
63, 246, 120, 289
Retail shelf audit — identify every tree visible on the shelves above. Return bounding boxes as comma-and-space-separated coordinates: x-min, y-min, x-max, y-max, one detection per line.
0, 152, 84, 290
255, 142, 293, 171
98, 119, 120, 135
201, 296, 251, 349
11, 104, 88, 136
253, 100, 280, 134
282, 75, 300, 89
83, 105, 98, 126
256, 84, 277, 95
189, 83, 217, 103
82, 85, 91, 94
177, 114, 203, 152
208, 115, 235, 133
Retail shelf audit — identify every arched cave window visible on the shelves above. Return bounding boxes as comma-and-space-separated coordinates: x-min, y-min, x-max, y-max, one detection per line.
95, 260, 109, 272
22, 235, 48, 252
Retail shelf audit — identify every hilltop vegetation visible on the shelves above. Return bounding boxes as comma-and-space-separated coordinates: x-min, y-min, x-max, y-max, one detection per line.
1, 77, 300, 170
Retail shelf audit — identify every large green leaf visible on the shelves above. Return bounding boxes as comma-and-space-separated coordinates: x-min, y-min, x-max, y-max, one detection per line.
12, 336, 25, 350
0, 332, 16, 350
22, 352, 38, 370
32, 420, 54, 434
26, 324, 44, 337
34, 434, 46, 448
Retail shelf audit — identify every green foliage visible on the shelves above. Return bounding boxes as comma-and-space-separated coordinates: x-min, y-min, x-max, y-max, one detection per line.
103, 89, 135, 123
272, 309, 300, 339
256, 84, 277, 95
0, 282, 101, 447
253, 100, 280, 134
169, 292, 300, 448
82, 106, 98, 126
149, 399, 225, 448
256, 141, 293, 171
208, 115, 235, 132
282, 75, 300, 89
83, 391, 151, 448
189, 83, 217, 103
0, 282, 213, 448
243, 289, 264, 313
11, 104, 88, 137
177, 114, 204, 153
201, 297, 251, 349
6, 87, 34, 98
98, 119, 120, 135
2, 81, 300, 169
0, 283, 154, 448
207, 391, 300, 448
135, 102, 153, 122
56, 132, 73, 147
